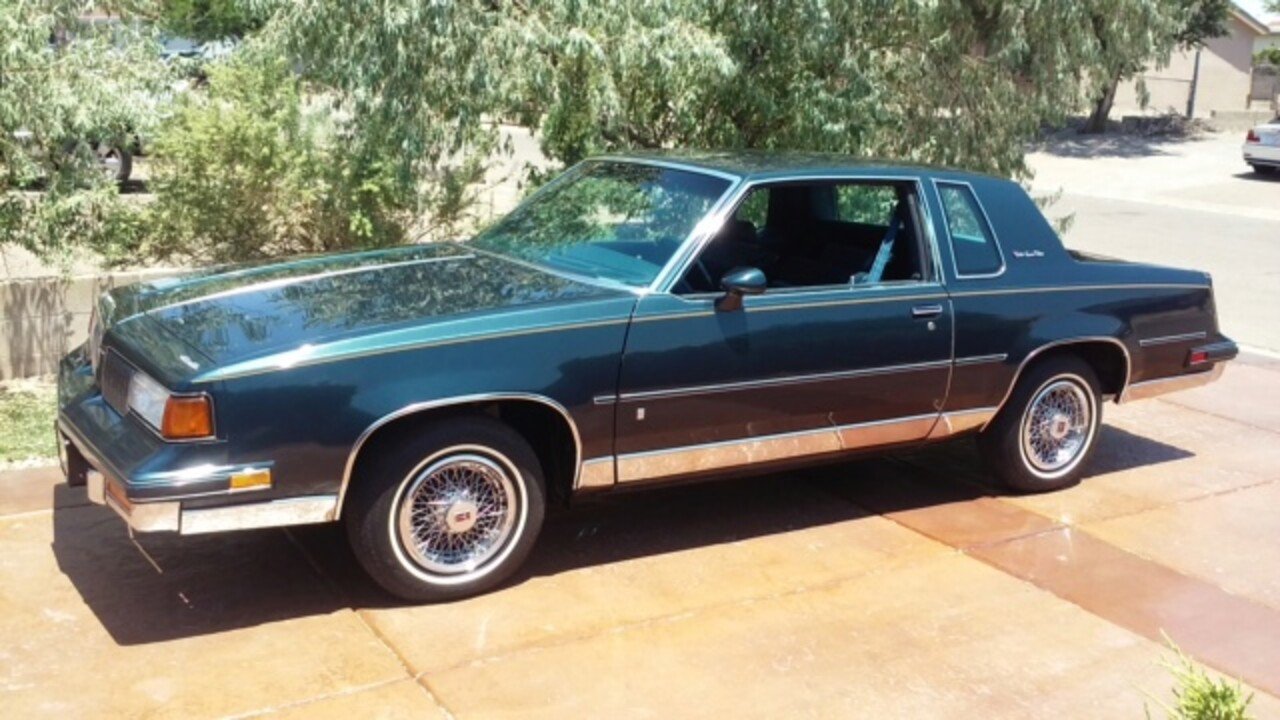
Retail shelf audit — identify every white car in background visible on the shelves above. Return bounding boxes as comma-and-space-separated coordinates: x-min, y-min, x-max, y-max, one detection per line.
1243, 118, 1280, 176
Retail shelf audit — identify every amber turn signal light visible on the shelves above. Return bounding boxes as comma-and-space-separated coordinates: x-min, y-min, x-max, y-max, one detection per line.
229, 468, 272, 491
161, 396, 215, 439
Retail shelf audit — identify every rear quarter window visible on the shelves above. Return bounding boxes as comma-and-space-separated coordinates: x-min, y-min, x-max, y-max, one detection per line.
937, 182, 1004, 277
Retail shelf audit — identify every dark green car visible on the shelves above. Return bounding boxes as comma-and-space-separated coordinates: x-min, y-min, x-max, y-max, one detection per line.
58, 153, 1237, 601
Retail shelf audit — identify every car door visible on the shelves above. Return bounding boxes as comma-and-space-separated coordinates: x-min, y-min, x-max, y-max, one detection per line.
609, 178, 952, 485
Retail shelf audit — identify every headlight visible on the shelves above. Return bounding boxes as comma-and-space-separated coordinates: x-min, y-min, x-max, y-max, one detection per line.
127, 371, 169, 429
127, 371, 215, 440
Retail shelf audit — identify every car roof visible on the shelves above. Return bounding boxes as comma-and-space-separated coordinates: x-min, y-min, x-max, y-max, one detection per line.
595, 150, 1004, 184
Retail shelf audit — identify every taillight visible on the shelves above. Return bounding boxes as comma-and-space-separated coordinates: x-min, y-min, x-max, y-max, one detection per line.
1188, 349, 1209, 366
1246, 129, 1260, 143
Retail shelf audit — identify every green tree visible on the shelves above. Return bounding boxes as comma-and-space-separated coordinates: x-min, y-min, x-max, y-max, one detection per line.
0, 0, 168, 266
505, 1, 1180, 176
1080, 0, 1229, 134
153, 0, 266, 40
279, 0, 506, 220
142, 40, 409, 264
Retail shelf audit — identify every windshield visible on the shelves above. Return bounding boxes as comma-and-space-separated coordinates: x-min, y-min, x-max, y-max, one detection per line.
471, 161, 733, 287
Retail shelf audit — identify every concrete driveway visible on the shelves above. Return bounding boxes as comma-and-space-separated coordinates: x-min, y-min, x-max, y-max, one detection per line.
3, 356, 1279, 719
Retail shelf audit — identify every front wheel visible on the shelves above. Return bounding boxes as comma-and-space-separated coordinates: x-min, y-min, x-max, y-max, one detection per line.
345, 416, 546, 602
978, 355, 1102, 493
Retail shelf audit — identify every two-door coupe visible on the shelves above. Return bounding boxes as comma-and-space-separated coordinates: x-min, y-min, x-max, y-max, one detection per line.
58, 153, 1237, 601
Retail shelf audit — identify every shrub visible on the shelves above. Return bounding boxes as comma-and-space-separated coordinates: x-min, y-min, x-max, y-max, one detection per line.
1, 2, 167, 270
140, 43, 410, 265
1147, 639, 1255, 720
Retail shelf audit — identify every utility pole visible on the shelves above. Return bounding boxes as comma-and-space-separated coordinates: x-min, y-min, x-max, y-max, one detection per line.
1186, 46, 1202, 119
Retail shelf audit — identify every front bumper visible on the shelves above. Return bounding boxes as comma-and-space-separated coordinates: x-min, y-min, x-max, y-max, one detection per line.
82, 465, 337, 535
58, 349, 337, 535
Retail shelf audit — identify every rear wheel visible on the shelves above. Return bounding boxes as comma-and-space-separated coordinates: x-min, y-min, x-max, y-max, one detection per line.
979, 355, 1102, 493
96, 144, 132, 184
345, 416, 546, 602
1253, 165, 1277, 176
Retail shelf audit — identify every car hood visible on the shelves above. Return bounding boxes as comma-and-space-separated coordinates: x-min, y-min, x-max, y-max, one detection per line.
104, 244, 631, 383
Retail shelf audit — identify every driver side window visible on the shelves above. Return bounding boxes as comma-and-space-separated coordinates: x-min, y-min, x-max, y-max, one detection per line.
679, 180, 928, 294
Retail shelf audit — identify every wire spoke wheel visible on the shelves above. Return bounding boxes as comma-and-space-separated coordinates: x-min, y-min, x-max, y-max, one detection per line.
395, 453, 518, 576
1020, 378, 1093, 476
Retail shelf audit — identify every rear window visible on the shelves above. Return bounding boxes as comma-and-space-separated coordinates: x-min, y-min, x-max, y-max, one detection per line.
938, 182, 1003, 277
835, 185, 897, 225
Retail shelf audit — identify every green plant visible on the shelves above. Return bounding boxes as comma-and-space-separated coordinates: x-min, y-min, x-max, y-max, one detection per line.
1256, 47, 1280, 69
141, 40, 409, 264
0, 380, 57, 464
1146, 638, 1255, 720
278, 0, 1217, 187
1, 1, 168, 270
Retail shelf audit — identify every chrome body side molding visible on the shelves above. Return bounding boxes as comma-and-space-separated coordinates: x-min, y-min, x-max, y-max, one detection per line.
1119, 363, 1224, 403
954, 353, 1007, 367
615, 359, 952, 403
579, 407, 1006, 491
1138, 331, 1208, 348
928, 407, 998, 438
336, 393, 583, 519
609, 413, 938, 486
577, 457, 615, 489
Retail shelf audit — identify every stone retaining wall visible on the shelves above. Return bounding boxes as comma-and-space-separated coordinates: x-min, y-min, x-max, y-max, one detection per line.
1, 270, 179, 379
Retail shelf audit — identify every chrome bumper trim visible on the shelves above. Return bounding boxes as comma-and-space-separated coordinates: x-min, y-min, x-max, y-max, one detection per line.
86, 469, 336, 535
1119, 363, 1225, 403
179, 495, 337, 535
88, 470, 182, 533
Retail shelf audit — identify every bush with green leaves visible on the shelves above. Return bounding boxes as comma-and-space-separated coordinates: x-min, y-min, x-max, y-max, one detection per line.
1, 0, 167, 268
1147, 639, 1255, 720
140, 44, 410, 264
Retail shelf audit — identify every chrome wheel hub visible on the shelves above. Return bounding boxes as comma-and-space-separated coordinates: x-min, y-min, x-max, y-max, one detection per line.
1048, 414, 1071, 440
1021, 379, 1092, 475
444, 499, 479, 534
396, 454, 517, 575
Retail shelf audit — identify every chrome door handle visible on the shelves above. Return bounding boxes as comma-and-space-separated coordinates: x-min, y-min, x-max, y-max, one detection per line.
911, 304, 944, 319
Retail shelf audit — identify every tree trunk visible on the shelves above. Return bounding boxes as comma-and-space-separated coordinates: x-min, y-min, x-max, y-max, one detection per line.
1081, 76, 1120, 134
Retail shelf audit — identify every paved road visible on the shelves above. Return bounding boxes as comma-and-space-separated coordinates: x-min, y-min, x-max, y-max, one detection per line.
1052, 192, 1280, 353
3, 358, 1280, 718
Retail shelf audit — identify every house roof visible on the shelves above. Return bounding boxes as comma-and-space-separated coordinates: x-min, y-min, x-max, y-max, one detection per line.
1232, 2, 1273, 35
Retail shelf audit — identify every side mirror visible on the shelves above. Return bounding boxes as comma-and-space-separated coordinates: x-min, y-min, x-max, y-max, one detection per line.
716, 266, 767, 312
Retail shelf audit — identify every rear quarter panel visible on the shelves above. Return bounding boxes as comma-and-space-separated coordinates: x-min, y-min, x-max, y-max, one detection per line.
932, 174, 1221, 412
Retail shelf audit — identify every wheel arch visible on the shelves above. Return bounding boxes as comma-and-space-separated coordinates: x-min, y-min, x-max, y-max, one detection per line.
984, 336, 1131, 430
336, 393, 581, 519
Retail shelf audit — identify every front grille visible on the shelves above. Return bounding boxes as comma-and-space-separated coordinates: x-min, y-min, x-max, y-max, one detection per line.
99, 351, 134, 416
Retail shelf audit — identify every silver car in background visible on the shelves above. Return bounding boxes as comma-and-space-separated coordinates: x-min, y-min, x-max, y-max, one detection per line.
1243, 118, 1280, 176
